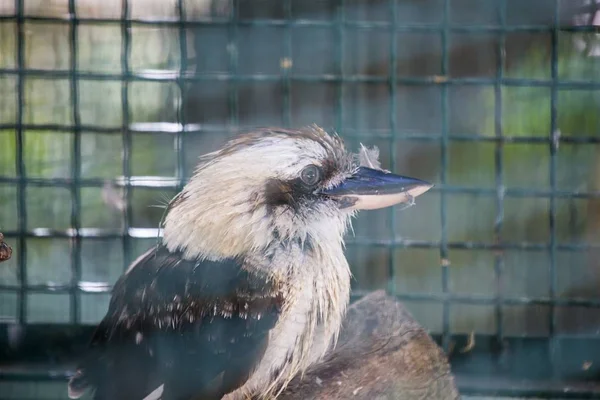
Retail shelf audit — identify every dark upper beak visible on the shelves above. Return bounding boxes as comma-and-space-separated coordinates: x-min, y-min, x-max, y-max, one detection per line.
319, 167, 433, 210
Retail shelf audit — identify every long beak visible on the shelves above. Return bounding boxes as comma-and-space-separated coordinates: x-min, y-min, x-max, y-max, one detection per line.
319, 167, 433, 210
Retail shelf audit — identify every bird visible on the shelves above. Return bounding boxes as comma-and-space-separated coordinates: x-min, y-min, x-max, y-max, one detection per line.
67, 125, 433, 400
0, 232, 12, 263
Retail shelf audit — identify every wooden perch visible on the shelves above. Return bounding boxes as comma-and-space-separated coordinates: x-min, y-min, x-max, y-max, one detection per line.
0, 233, 12, 263
278, 291, 460, 400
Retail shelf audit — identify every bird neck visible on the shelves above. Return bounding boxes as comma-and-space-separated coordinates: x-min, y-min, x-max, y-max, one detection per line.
256, 234, 352, 392
256, 233, 352, 339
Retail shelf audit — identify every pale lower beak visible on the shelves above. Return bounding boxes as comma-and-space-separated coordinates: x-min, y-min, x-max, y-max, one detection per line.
319, 167, 433, 210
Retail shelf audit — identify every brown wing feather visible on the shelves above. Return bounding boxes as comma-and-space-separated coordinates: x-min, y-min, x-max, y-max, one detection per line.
69, 245, 284, 400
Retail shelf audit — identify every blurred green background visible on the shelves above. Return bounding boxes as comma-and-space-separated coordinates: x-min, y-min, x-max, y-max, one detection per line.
3, 0, 600, 398
1, 0, 600, 361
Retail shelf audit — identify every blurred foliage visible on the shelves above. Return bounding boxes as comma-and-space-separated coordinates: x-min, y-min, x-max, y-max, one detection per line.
0, 12, 183, 323
446, 33, 600, 251
429, 34, 600, 328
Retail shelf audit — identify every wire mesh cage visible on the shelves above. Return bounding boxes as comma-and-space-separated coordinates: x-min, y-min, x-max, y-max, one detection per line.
2, 0, 600, 399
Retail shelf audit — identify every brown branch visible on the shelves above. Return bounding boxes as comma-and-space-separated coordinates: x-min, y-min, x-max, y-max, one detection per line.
278, 291, 460, 400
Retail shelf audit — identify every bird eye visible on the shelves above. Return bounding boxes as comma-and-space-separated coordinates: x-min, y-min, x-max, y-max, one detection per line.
300, 165, 322, 186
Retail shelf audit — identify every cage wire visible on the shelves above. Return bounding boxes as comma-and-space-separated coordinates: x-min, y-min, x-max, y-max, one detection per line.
1, 0, 600, 398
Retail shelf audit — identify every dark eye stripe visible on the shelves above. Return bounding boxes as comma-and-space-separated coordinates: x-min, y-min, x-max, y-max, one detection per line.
264, 163, 334, 213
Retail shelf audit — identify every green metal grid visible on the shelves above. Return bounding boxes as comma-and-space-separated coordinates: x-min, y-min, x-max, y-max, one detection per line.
1, 0, 600, 398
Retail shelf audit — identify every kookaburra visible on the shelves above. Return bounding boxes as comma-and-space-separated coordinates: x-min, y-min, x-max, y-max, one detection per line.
68, 126, 432, 400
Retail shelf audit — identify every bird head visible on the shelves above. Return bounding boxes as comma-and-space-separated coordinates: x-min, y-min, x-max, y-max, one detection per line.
162, 125, 432, 260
